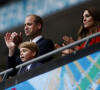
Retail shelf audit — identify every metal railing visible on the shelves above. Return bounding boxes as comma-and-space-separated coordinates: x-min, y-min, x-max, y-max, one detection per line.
0, 31, 100, 81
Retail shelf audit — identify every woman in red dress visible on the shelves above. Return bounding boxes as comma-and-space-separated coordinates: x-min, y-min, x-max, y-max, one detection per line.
55, 7, 100, 55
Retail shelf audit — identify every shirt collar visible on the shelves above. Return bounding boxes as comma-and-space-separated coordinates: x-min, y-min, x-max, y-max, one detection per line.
26, 64, 32, 70
30, 35, 43, 42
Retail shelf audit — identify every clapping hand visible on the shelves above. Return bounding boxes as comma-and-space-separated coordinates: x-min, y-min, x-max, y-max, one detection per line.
55, 35, 75, 56
11, 32, 22, 46
63, 35, 74, 45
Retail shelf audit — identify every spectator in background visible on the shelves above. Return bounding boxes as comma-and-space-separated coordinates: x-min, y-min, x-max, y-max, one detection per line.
5, 14, 54, 65
55, 7, 100, 55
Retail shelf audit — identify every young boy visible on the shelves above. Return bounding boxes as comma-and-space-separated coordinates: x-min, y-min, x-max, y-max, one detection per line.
19, 41, 41, 72
8, 41, 41, 76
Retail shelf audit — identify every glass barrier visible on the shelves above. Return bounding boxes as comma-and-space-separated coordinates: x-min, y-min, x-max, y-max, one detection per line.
5, 50, 100, 90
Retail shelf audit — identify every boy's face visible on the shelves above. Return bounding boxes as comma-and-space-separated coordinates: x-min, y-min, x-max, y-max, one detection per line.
20, 48, 36, 62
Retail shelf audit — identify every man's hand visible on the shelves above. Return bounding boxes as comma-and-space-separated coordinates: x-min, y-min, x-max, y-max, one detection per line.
11, 32, 22, 46
4, 32, 16, 49
4, 32, 16, 56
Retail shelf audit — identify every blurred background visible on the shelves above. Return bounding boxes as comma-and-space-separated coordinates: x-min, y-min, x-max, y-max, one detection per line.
0, 0, 100, 71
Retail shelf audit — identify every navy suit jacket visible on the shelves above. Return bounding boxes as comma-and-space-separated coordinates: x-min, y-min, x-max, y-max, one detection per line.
22, 62, 41, 73
7, 58, 41, 76
36, 37, 54, 63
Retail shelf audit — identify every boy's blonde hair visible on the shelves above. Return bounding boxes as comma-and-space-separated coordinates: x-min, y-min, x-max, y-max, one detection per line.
19, 41, 39, 57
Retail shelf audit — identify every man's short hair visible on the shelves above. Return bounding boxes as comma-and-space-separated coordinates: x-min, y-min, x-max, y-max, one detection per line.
27, 14, 43, 30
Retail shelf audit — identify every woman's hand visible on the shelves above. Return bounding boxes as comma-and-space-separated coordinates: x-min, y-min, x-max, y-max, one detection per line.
55, 43, 72, 56
63, 35, 74, 45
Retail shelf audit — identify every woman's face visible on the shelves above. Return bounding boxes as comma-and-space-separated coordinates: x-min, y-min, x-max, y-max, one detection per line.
83, 10, 95, 29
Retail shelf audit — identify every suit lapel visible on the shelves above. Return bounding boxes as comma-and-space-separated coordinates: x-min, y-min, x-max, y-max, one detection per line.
36, 37, 44, 45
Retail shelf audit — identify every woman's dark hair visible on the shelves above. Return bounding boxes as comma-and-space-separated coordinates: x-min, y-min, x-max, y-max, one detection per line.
78, 7, 100, 40
85, 7, 100, 22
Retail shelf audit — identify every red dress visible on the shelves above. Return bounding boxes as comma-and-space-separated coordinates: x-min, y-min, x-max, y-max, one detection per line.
78, 28, 100, 50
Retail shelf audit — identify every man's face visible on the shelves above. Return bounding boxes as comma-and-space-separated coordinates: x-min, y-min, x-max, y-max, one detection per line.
24, 16, 39, 37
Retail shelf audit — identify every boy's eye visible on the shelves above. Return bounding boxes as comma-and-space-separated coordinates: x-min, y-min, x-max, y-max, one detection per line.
23, 49, 27, 52
20, 49, 27, 53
